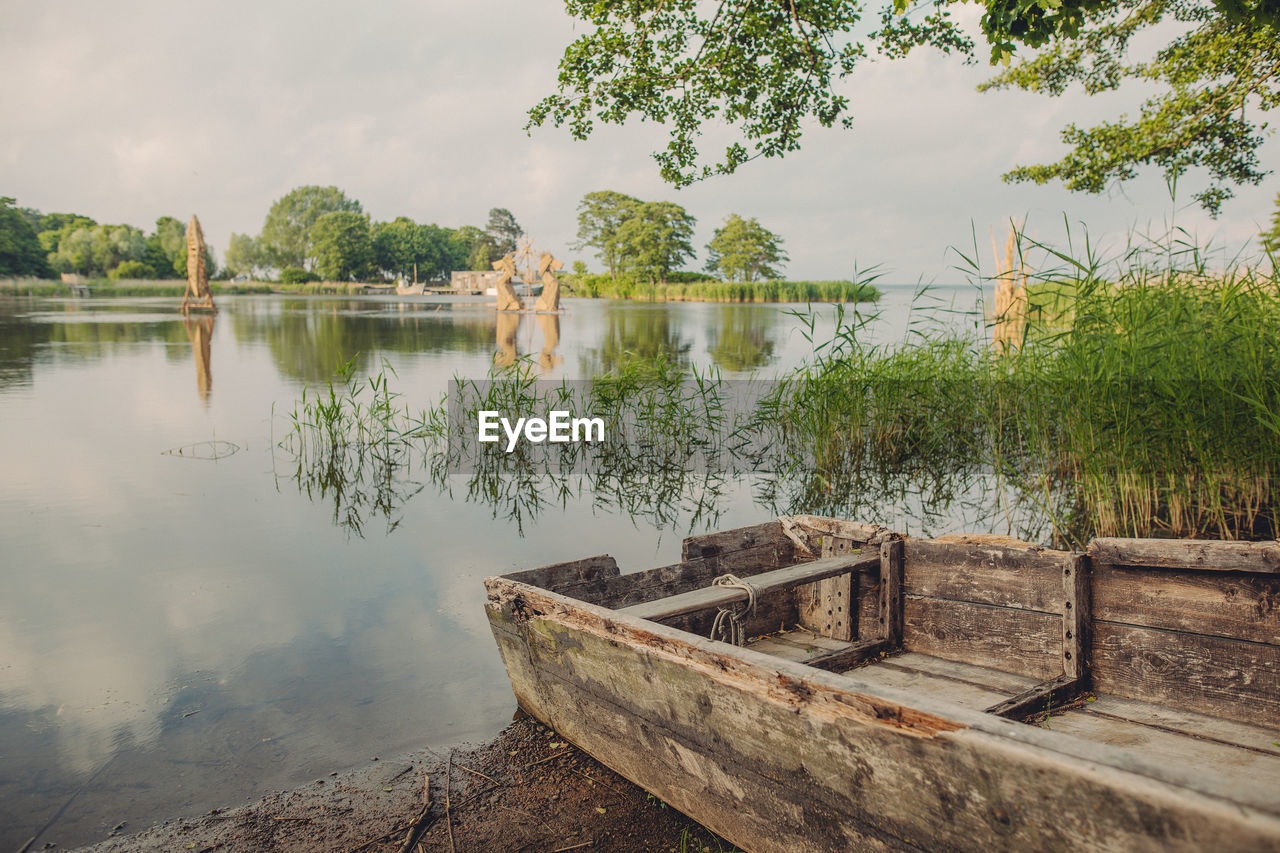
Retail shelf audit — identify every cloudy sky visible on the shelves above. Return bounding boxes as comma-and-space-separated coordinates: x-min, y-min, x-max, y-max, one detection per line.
3, 0, 1276, 282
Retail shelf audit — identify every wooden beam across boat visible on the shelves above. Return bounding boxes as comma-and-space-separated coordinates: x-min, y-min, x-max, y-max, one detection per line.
618, 552, 879, 623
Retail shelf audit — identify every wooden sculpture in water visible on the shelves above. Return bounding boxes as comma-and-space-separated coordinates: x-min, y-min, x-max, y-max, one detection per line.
534, 252, 564, 312
492, 253, 521, 312
991, 223, 1027, 353
181, 214, 216, 314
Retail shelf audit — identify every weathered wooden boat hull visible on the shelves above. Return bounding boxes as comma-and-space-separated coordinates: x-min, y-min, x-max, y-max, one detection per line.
484, 519, 1280, 852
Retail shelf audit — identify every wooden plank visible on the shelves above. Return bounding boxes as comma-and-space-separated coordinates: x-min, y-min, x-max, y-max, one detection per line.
752, 628, 852, 655
501, 554, 620, 598
744, 635, 815, 663
681, 520, 791, 562
1064, 553, 1091, 681
1093, 564, 1280, 645
873, 652, 1041, 696
846, 659, 1016, 711
485, 580, 1280, 850
619, 553, 878, 623
795, 575, 856, 641
1089, 537, 1280, 574
1085, 693, 1280, 756
903, 596, 1063, 681
782, 515, 889, 546
903, 540, 1067, 614
806, 639, 892, 673
879, 539, 904, 645
746, 634, 889, 672
1045, 708, 1280, 814
855, 564, 880, 642
796, 531, 861, 640
574, 541, 796, 610
1093, 621, 1280, 729
985, 674, 1085, 719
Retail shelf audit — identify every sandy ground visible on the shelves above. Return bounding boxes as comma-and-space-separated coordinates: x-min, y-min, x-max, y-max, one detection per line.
67, 717, 740, 853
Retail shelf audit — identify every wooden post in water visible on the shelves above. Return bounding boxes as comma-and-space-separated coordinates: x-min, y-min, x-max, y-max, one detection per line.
181, 214, 216, 314
991, 222, 1026, 353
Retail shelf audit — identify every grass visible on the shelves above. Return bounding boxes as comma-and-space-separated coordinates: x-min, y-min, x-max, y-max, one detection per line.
0, 276, 277, 296
275, 356, 441, 537
564, 271, 882, 303
751, 223, 1280, 544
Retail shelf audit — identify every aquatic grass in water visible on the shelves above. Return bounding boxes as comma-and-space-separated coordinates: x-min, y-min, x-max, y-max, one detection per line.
565, 272, 883, 303
277, 356, 443, 536
279, 352, 745, 535
755, 223, 1280, 543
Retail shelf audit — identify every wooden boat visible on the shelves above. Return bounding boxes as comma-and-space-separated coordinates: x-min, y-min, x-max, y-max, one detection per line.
395, 279, 426, 295
484, 516, 1280, 851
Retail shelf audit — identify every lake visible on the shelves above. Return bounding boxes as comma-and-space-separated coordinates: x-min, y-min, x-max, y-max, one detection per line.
0, 286, 984, 848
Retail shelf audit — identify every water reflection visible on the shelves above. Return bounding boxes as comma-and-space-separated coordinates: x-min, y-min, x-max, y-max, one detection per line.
228, 299, 496, 383
182, 313, 214, 402
537, 313, 563, 371
707, 305, 777, 372
579, 303, 692, 374
494, 311, 519, 368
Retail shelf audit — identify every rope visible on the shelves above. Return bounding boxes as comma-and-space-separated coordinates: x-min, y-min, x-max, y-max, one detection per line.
709, 574, 758, 646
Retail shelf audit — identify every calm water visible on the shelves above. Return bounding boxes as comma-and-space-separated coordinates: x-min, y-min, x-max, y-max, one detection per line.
0, 286, 982, 848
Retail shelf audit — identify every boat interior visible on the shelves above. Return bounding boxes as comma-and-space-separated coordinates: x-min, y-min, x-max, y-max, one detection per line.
502, 516, 1280, 816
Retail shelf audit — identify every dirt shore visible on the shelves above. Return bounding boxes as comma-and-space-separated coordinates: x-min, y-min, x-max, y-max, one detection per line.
71, 717, 738, 853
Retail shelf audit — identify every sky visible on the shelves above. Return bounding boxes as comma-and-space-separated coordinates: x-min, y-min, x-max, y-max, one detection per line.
2, 0, 1277, 283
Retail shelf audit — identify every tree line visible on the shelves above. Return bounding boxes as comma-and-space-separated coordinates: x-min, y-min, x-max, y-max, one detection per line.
0, 188, 526, 283
574, 190, 787, 284
0, 197, 212, 280
224, 186, 524, 282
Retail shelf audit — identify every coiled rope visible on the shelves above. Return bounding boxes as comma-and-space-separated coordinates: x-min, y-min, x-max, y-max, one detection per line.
709, 573, 758, 646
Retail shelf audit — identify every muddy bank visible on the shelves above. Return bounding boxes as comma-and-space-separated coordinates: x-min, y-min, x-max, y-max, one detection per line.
69, 717, 738, 853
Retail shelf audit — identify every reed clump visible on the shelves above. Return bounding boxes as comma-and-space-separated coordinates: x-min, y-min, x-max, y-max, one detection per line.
565, 272, 881, 303
754, 227, 1280, 544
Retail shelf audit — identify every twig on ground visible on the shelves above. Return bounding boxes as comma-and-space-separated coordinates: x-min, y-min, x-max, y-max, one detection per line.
446, 750, 457, 853
397, 770, 433, 853
569, 766, 623, 795
455, 762, 500, 785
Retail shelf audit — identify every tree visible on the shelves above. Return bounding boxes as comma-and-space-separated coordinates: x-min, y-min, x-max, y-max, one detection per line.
529, 0, 1279, 214
0, 198, 53, 277
575, 191, 641, 277
982, 1, 1280, 213
445, 225, 498, 271
48, 224, 146, 276
614, 201, 697, 284
143, 216, 187, 278
420, 224, 458, 279
224, 232, 271, 278
311, 211, 373, 281
260, 186, 362, 270
373, 217, 425, 280
485, 208, 523, 255
705, 214, 788, 282
1264, 193, 1280, 254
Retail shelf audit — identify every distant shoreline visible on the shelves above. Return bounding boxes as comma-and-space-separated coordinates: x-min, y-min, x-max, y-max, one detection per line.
0, 277, 881, 304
